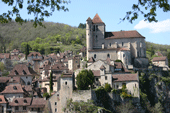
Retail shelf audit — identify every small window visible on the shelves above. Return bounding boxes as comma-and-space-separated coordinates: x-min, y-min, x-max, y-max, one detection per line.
26, 76, 28, 79
23, 70, 27, 75
117, 85, 119, 89
27, 81, 30, 85
23, 106, 26, 110
24, 99, 27, 103
107, 54, 110, 58
15, 100, 18, 103
94, 54, 96, 59
0, 98, 2, 102
14, 70, 19, 75
122, 42, 124, 46
55, 102, 57, 105
55, 108, 57, 112
57, 94, 59, 96
15, 106, 19, 110
135, 84, 136, 88
96, 25, 98, 31
96, 78, 98, 81
93, 25, 95, 31
38, 108, 40, 112
36, 54, 38, 58
110, 43, 111, 46
123, 54, 125, 58
13, 86, 17, 90
65, 81, 67, 85
105, 76, 107, 80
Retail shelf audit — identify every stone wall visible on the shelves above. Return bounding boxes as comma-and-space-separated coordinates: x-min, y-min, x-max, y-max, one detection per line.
72, 90, 92, 102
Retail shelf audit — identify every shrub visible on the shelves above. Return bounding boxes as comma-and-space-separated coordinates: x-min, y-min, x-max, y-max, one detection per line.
43, 92, 49, 98
115, 59, 122, 62
104, 83, 112, 92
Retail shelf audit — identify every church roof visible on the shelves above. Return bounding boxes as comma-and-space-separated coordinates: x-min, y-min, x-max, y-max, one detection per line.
105, 30, 145, 39
86, 17, 92, 21
92, 14, 104, 24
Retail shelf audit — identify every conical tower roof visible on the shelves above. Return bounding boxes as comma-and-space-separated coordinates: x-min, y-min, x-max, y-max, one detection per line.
92, 13, 104, 24
86, 17, 92, 21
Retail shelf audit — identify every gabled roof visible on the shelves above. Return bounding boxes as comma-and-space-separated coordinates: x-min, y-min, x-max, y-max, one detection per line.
152, 56, 167, 62
92, 14, 104, 24
92, 70, 100, 77
22, 85, 32, 92
0, 77, 10, 83
0, 53, 10, 59
114, 62, 122, 69
1, 84, 24, 94
0, 95, 8, 104
105, 30, 145, 39
51, 63, 68, 70
28, 52, 42, 57
155, 51, 163, 57
29, 98, 47, 108
9, 98, 32, 106
9, 64, 37, 76
112, 73, 138, 82
100, 65, 106, 70
86, 17, 92, 21
88, 57, 95, 63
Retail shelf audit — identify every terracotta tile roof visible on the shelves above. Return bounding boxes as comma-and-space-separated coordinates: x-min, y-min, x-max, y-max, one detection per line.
105, 30, 145, 39
0, 53, 10, 59
88, 48, 118, 52
100, 65, 106, 70
44, 65, 51, 70
9, 64, 37, 76
114, 62, 122, 69
28, 52, 42, 57
22, 85, 32, 92
92, 14, 104, 24
51, 63, 68, 70
8, 77, 21, 83
88, 57, 95, 63
152, 56, 167, 62
112, 73, 138, 82
117, 47, 130, 51
9, 98, 32, 106
0, 95, 8, 104
29, 98, 47, 108
86, 17, 92, 21
1, 84, 24, 94
155, 51, 163, 57
63, 58, 68, 63
122, 65, 130, 73
92, 70, 100, 77
61, 73, 72, 78
0, 77, 10, 83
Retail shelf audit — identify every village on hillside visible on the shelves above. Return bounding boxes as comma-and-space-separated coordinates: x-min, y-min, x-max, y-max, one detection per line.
0, 14, 170, 113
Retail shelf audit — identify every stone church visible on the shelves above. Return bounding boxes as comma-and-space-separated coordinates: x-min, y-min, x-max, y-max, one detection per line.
86, 14, 147, 68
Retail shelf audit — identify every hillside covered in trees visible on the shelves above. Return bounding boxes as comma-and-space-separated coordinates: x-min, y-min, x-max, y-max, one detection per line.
0, 21, 170, 60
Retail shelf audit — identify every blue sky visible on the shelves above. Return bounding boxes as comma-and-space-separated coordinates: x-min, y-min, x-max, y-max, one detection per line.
0, 0, 170, 45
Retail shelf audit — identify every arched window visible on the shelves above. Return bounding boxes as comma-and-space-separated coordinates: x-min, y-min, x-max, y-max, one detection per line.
15, 100, 18, 103
107, 54, 110, 58
94, 54, 96, 59
65, 81, 67, 85
27, 81, 30, 85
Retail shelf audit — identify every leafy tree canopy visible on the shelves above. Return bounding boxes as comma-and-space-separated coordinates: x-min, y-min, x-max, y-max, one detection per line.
0, 0, 70, 27
76, 69, 94, 90
124, 0, 170, 23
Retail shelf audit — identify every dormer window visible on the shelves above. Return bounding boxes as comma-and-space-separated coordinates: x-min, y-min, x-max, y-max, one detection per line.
65, 81, 67, 85
14, 70, 19, 75
36, 54, 38, 58
13, 86, 17, 90
24, 99, 27, 103
23, 70, 27, 75
15, 100, 18, 103
0, 98, 2, 102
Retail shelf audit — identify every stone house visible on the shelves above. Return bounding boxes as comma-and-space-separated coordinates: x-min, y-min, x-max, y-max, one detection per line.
152, 56, 169, 70
112, 73, 140, 98
8, 64, 37, 85
27, 52, 43, 73
0, 95, 8, 113
68, 55, 81, 71
86, 14, 147, 68
9, 97, 32, 113
0, 84, 25, 102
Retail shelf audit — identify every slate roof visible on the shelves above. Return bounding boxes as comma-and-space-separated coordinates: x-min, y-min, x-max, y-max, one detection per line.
9, 98, 32, 106
9, 64, 37, 76
28, 52, 42, 57
92, 14, 104, 24
1, 84, 24, 94
112, 73, 138, 82
152, 56, 167, 62
92, 70, 100, 77
0, 95, 8, 104
105, 30, 145, 39
29, 98, 47, 108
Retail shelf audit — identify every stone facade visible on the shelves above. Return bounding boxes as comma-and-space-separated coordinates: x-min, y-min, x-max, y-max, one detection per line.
86, 14, 146, 68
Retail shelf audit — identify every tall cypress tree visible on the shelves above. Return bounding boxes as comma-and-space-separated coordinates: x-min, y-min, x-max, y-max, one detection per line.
49, 71, 53, 92
25, 43, 29, 60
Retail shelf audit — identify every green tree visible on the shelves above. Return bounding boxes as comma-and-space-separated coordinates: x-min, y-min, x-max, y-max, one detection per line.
76, 69, 94, 90
25, 43, 30, 60
0, 0, 69, 27
167, 52, 170, 67
0, 62, 5, 71
104, 83, 112, 92
124, 0, 170, 23
78, 23, 86, 29
116, 101, 137, 113
49, 71, 53, 92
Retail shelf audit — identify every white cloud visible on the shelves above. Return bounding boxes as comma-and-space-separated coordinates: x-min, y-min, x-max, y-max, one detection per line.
134, 19, 170, 33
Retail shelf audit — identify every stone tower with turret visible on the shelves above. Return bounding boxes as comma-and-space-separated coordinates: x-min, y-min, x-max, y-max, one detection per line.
86, 14, 105, 60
